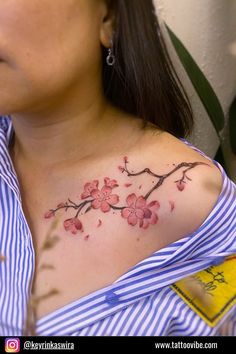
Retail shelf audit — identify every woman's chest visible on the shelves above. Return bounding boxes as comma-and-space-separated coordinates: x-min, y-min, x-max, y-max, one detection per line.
20, 186, 162, 323
15, 158, 179, 323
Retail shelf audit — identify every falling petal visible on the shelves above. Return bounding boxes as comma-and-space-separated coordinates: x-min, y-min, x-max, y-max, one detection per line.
124, 183, 132, 187
169, 201, 175, 212
97, 219, 102, 227
176, 181, 185, 191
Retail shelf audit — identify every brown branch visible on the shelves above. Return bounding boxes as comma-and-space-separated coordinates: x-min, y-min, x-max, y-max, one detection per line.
75, 199, 94, 217
49, 199, 94, 218
123, 161, 210, 200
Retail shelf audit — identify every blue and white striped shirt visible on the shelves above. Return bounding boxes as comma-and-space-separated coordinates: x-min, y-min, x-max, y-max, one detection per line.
0, 115, 236, 336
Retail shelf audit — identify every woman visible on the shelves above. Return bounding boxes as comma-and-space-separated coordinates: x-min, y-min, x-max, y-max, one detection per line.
0, 0, 235, 336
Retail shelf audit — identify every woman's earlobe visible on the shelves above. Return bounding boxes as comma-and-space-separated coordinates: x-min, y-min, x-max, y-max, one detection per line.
100, 27, 114, 49
100, 4, 116, 48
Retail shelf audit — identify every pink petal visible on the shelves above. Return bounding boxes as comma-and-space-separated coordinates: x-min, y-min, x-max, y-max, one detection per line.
126, 193, 137, 207
93, 180, 99, 187
101, 185, 112, 196
71, 227, 78, 235
104, 177, 118, 188
111, 181, 119, 188
177, 182, 185, 191
121, 207, 132, 218
83, 182, 92, 191
81, 191, 90, 199
124, 183, 132, 187
128, 214, 138, 226
101, 201, 110, 212
91, 199, 101, 209
141, 219, 150, 229
135, 208, 145, 219
149, 213, 158, 225
104, 177, 110, 184
107, 194, 119, 205
91, 189, 101, 198
147, 200, 160, 210
135, 196, 146, 209
64, 218, 72, 231
85, 180, 99, 192
73, 218, 83, 230
143, 208, 152, 218
83, 181, 98, 194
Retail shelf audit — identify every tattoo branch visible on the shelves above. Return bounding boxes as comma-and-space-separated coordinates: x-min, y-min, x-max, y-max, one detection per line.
44, 156, 209, 237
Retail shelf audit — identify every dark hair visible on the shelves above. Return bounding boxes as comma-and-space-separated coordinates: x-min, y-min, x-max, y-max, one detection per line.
102, 0, 194, 138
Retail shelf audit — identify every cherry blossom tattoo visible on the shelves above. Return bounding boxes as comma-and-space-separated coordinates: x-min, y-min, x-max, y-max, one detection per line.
44, 156, 209, 237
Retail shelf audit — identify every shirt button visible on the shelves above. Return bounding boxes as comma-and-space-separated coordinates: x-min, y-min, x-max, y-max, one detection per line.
105, 291, 120, 305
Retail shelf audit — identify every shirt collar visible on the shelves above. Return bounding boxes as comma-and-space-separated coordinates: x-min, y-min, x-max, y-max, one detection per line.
0, 115, 21, 204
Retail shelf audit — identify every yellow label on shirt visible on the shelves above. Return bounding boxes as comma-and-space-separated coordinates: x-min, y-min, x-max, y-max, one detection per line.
171, 256, 236, 327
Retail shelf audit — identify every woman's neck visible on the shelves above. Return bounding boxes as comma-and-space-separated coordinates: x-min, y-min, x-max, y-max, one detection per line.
9, 97, 115, 170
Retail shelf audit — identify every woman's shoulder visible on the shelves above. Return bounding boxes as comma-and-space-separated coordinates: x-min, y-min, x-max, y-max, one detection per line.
131, 129, 225, 245
146, 129, 224, 192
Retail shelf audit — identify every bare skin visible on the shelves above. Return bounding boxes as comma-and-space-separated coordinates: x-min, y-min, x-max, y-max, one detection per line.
0, 0, 223, 323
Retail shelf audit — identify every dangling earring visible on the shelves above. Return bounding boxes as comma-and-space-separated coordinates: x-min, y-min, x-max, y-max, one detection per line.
106, 39, 116, 66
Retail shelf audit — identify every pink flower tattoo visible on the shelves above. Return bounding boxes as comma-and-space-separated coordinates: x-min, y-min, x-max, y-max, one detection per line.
81, 179, 99, 199
64, 217, 83, 235
44, 158, 209, 237
121, 193, 160, 229
91, 186, 119, 213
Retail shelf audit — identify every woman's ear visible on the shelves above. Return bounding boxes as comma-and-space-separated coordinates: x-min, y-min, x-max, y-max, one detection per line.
99, 0, 116, 48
